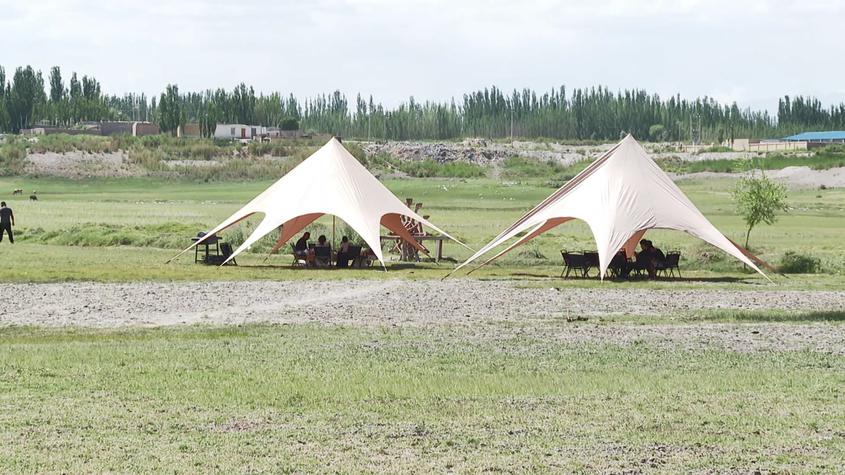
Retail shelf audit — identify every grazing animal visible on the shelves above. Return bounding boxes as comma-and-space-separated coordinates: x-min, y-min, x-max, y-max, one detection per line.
29, 194, 38, 201
12, 189, 22, 195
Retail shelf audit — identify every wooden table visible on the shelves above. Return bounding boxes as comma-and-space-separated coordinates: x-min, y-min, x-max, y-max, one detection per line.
192, 235, 219, 263
380, 235, 448, 262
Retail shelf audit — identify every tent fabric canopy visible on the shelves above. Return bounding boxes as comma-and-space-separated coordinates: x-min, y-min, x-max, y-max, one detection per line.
451, 134, 770, 279
170, 137, 469, 267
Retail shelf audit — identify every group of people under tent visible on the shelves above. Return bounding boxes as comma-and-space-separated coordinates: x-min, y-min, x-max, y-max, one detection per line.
287, 198, 433, 268
620, 239, 666, 279
292, 232, 373, 268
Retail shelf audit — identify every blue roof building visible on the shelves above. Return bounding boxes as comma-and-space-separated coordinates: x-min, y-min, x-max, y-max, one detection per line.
783, 131, 845, 142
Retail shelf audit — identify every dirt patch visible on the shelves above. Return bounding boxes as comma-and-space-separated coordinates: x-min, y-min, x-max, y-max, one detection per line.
24, 151, 146, 178
360, 140, 608, 166
768, 166, 845, 188
2, 280, 843, 353
673, 166, 845, 188
359, 140, 757, 167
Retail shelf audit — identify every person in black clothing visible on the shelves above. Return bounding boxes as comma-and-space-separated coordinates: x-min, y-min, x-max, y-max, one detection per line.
0, 202, 14, 244
294, 232, 310, 255
635, 239, 665, 279
649, 240, 666, 265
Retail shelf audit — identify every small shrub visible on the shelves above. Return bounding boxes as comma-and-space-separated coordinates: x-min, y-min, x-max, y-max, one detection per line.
127, 147, 167, 171
501, 156, 565, 178
779, 251, 821, 274
0, 142, 28, 175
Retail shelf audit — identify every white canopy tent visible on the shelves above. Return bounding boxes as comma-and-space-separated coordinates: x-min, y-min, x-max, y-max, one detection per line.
170, 137, 469, 267
450, 134, 772, 279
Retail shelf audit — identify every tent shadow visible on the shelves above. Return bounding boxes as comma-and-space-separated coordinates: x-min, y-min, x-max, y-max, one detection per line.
221, 263, 439, 271
510, 273, 562, 280
507, 273, 752, 284
711, 310, 845, 323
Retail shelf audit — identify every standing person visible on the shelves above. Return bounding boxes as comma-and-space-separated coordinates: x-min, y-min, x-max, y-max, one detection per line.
0, 202, 14, 244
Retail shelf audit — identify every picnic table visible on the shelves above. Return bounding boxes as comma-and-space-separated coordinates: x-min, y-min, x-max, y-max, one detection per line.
191, 234, 219, 263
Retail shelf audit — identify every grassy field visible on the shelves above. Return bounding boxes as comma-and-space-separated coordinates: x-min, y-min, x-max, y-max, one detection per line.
1, 157, 844, 472
1, 323, 843, 473
0, 174, 843, 283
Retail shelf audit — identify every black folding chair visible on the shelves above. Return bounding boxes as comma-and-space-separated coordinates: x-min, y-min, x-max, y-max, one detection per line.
657, 251, 681, 278
291, 243, 307, 267
607, 251, 627, 279
582, 251, 600, 278
344, 245, 361, 268
314, 246, 332, 267
203, 241, 237, 266
560, 251, 588, 278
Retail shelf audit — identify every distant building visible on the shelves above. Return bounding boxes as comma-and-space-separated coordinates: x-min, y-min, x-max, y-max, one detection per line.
21, 125, 98, 136
783, 131, 845, 145
266, 127, 307, 140
728, 138, 807, 152
178, 123, 202, 138
23, 121, 159, 137
100, 121, 160, 137
214, 124, 266, 140
99, 121, 133, 136
132, 122, 160, 137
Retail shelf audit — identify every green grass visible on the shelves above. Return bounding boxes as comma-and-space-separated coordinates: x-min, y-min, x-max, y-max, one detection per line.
1, 323, 843, 472
2, 152, 844, 472
0, 174, 843, 282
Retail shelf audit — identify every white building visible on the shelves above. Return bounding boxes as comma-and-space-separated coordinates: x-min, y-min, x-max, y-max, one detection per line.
214, 124, 266, 140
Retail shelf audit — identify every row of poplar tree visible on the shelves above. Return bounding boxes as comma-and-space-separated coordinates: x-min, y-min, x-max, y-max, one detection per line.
2, 65, 845, 142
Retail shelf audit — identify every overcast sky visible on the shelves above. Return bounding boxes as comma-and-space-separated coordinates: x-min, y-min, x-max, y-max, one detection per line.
2, 0, 843, 111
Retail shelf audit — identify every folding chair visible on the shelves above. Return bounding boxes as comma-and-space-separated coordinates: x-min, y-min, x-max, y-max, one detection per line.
657, 251, 681, 278
582, 250, 600, 278
560, 251, 587, 278
314, 246, 332, 267
291, 243, 307, 267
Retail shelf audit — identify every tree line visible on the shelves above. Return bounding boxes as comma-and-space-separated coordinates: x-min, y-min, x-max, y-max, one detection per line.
2, 64, 845, 142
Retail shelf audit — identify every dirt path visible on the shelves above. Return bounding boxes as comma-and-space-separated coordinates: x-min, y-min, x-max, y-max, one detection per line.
2, 280, 843, 353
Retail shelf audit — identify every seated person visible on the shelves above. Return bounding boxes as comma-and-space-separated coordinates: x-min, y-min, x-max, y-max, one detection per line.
314, 234, 331, 267
336, 236, 351, 268
633, 239, 665, 279
650, 240, 666, 264
294, 232, 311, 257
609, 248, 628, 277
315, 234, 329, 248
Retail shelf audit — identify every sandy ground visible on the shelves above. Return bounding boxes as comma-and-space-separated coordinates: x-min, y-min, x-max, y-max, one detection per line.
673, 166, 845, 188
2, 280, 843, 353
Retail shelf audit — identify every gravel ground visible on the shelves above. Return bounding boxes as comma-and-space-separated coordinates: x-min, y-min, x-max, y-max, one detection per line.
2, 280, 843, 353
